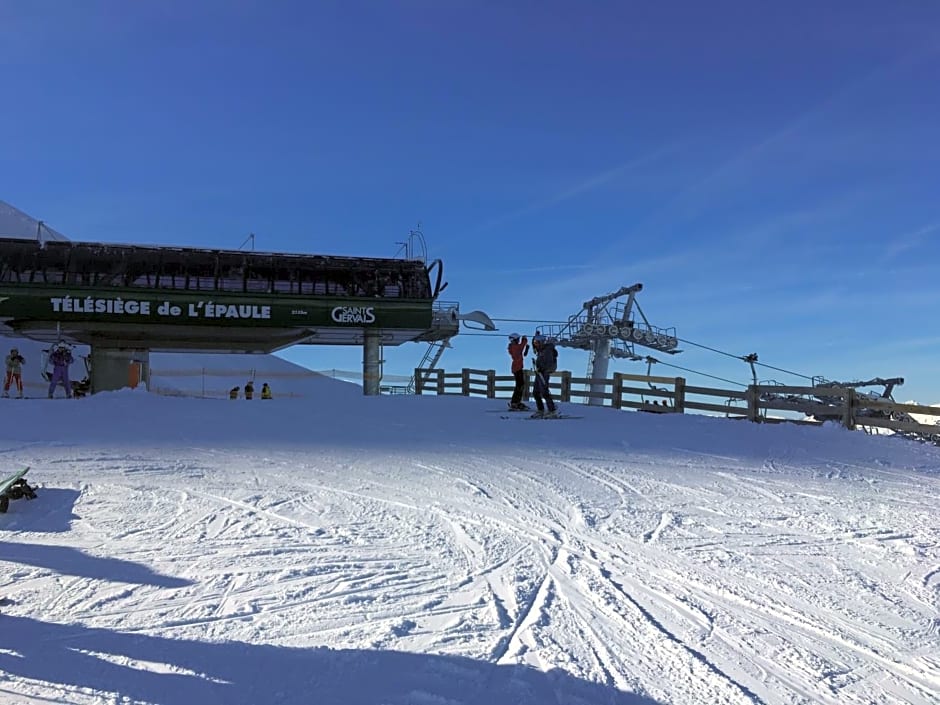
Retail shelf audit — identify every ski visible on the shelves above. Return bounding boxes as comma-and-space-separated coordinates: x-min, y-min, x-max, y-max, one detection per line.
499, 414, 583, 420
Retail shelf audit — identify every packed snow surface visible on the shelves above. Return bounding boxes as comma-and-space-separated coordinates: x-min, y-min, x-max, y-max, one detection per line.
1, 386, 938, 705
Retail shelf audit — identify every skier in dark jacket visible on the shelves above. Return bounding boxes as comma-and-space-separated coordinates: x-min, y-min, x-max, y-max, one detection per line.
531, 333, 558, 418
244, 380, 254, 400
507, 333, 528, 410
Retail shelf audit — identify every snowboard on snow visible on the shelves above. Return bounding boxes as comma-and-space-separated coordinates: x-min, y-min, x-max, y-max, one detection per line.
0, 467, 29, 495
0, 467, 37, 513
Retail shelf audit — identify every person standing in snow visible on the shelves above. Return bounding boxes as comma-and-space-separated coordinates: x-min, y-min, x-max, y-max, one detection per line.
531, 333, 558, 418
244, 380, 254, 400
507, 333, 528, 410
47, 344, 74, 399
3, 347, 25, 398
229, 386, 240, 400
261, 383, 272, 400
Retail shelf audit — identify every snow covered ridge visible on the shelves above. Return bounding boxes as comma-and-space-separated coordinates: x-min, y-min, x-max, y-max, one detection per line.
2, 390, 940, 704
3, 386, 939, 458
905, 401, 940, 427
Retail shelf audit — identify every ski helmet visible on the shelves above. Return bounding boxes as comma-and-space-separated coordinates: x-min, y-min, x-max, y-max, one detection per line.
508, 332, 521, 341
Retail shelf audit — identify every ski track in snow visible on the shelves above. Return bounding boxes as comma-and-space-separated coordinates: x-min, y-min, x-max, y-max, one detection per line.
2, 397, 940, 705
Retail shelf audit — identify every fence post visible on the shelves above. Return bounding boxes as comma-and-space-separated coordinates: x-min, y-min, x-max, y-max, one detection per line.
414, 368, 424, 395
673, 377, 686, 413
461, 368, 470, 396
842, 387, 856, 430
746, 385, 760, 422
523, 370, 531, 401
486, 370, 496, 398
436, 369, 445, 396
612, 372, 623, 409
559, 370, 571, 402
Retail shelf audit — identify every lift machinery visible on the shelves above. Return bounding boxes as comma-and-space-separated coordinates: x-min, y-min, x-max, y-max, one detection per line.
535, 283, 680, 406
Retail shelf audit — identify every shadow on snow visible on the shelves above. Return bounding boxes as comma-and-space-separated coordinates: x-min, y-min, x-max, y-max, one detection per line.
0, 542, 192, 588
0, 615, 665, 705
0, 487, 80, 533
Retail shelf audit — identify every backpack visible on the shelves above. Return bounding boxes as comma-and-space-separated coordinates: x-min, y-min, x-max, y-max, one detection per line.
544, 343, 558, 373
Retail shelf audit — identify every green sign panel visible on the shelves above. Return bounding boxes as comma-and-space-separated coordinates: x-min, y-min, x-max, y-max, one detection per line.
0, 288, 432, 330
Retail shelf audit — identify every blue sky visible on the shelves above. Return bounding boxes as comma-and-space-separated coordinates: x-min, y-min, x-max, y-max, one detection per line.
2, 1, 939, 401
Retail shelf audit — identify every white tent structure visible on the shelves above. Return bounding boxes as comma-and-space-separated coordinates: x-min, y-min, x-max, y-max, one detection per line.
0, 200, 70, 242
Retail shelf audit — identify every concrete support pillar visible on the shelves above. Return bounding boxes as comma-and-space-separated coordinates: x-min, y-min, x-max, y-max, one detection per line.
362, 331, 382, 396
588, 338, 611, 407
90, 347, 150, 394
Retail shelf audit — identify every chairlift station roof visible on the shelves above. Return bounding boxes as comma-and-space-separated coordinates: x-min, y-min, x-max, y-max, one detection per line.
0, 236, 456, 353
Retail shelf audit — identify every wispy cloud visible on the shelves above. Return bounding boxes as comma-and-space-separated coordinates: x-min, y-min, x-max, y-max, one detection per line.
488, 250, 710, 332
884, 221, 940, 259
863, 335, 940, 356
465, 263, 595, 276
599, 47, 940, 261
466, 141, 681, 235
682, 48, 935, 198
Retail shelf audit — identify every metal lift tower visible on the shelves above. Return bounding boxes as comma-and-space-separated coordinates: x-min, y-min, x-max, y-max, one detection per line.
537, 283, 681, 406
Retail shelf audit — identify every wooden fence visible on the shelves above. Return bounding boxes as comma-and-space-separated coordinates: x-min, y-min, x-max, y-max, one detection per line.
414, 368, 940, 439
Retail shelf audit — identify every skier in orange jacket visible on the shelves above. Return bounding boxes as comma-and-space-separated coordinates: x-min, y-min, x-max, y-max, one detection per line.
507, 333, 529, 410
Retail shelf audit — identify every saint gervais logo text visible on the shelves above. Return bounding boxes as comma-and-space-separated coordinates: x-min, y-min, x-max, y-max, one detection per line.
331, 306, 376, 324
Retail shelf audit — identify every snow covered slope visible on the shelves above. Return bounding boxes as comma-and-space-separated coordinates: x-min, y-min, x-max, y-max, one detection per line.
1, 389, 938, 705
